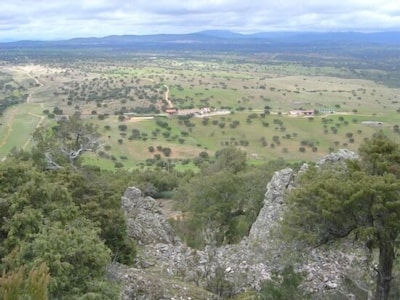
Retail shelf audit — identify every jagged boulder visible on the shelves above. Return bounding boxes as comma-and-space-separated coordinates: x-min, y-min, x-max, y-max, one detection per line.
122, 186, 179, 245
111, 187, 273, 296
109, 150, 367, 298
248, 168, 294, 243
316, 149, 358, 166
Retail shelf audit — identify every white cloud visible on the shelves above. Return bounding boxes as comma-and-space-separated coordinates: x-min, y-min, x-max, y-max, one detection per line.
1, 0, 400, 40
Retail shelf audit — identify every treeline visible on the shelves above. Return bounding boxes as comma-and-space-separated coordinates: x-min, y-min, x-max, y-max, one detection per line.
0, 94, 28, 115
0, 72, 28, 115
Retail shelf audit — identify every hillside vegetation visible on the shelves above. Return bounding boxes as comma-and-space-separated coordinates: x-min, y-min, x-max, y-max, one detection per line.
1, 40, 400, 298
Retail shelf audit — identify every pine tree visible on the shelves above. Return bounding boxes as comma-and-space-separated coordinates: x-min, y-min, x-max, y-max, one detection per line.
282, 132, 400, 300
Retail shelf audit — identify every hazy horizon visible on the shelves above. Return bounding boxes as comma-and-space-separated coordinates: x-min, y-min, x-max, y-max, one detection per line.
1, 0, 400, 41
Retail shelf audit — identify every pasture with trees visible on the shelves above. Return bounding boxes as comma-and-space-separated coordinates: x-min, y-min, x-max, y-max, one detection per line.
1, 33, 400, 298
2, 39, 400, 169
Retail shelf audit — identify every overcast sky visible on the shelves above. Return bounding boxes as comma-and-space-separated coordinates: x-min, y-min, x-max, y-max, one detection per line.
1, 0, 400, 41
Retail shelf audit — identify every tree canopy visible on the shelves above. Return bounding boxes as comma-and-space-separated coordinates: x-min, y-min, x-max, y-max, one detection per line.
32, 114, 101, 169
0, 118, 136, 298
0, 156, 127, 298
282, 132, 400, 300
174, 147, 289, 248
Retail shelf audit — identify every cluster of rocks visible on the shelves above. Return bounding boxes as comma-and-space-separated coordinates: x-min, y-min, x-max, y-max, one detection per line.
108, 149, 368, 299
121, 186, 179, 245
315, 148, 359, 167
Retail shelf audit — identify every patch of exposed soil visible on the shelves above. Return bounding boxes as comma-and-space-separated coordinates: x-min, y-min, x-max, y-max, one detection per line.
156, 199, 184, 220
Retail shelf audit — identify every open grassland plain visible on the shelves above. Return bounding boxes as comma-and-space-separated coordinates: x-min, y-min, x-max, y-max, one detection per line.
1, 51, 400, 169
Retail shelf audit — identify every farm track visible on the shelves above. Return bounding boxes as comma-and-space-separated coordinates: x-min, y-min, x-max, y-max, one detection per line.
22, 113, 45, 149
22, 69, 45, 149
0, 108, 17, 148
1, 67, 46, 159
19, 65, 43, 90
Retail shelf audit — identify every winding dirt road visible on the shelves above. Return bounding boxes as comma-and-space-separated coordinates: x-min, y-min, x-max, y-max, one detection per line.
163, 84, 173, 108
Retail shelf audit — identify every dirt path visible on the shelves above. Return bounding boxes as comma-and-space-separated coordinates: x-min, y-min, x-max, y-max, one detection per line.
26, 93, 32, 104
22, 113, 45, 149
19, 67, 43, 87
163, 84, 174, 108
25, 80, 42, 104
0, 108, 17, 158
21, 67, 46, 146
0, 65, 46, 159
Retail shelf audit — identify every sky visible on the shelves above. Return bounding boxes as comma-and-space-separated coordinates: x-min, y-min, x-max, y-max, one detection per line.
1, 0, 400, 41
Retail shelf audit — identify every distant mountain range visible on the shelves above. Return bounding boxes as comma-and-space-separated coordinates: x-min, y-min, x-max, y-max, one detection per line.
2, 30, 400, 50
200, 30, 400, 44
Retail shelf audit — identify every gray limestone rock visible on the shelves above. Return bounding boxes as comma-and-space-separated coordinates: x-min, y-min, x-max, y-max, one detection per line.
248, 168, 294, 243
107, 263, 218, 300
109, 150, 368, 298
316, 149, 358, 167
122, 186, 179, 245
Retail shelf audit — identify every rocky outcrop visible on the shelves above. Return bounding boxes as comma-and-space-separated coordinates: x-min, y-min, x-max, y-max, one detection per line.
109, 150, 366, 299
249, 168, 293, 243
299, 149, 358, 173
111, 186, 273, 298
316, 149, 358, 167
107, 262, 218, 300
122, 186, 179, 245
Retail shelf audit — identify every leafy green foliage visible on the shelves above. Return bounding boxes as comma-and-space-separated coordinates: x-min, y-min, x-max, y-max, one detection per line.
0, 150, 134, 298
57, 167, 136, 264
282, 132, 400, 300
127, 168, 183, 198
13, 219, 114, 298
174, 147, 289, 248
211, 146, 247, 174
32, 115, 101, 168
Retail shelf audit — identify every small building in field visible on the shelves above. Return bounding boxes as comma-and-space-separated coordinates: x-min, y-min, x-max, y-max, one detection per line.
165, 108, 177, 115
289, 110, 315, 116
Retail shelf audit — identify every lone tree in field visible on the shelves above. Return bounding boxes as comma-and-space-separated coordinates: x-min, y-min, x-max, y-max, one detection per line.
32, 115, 101, 169
282, 132, 400, 300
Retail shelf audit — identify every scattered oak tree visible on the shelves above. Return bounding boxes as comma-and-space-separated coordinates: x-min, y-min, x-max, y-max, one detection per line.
32, 115, 101, 169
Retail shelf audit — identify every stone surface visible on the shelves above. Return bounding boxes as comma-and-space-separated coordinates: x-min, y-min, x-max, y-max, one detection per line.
122, 186, 179, 245
248, 168, 294, 243
108, 150, 368, 298
316, 149, 358, 167
107, 263, 218, 300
